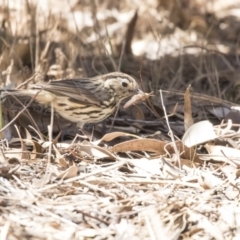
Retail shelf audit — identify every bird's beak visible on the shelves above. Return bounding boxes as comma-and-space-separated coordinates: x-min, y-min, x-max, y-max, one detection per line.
136, 88, 143, 94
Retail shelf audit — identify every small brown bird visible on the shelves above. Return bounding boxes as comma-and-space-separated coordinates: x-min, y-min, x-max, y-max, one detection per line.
2, 72, 141, 128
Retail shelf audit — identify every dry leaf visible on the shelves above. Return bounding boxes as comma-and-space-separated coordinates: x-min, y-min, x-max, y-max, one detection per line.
131, 159, 162, 175
111, 139, 166, 154
182, 120, 218, 147
80, 143, 116, 159
205, 144, 240, 164
56, 166, 78, 180
93, 131, 140, 145
30, 141, 43, 160
184, 85, 194, 130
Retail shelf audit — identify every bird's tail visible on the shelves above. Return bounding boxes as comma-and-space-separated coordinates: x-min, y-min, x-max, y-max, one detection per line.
1, 88, 54, 104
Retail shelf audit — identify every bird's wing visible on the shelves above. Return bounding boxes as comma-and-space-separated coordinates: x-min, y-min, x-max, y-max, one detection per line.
34, 79, 101, 106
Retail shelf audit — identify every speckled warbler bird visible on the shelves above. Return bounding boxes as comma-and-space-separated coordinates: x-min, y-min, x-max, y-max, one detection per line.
1, 72, 141, 128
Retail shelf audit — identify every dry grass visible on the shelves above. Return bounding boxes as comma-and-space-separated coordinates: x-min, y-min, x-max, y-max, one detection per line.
1, 0, 240, 239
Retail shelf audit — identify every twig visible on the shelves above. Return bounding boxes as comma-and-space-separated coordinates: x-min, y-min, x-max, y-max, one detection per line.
42, 102, 54, 188
159, 90, 181, 167
16, 73, 37, 89
39, 159, 128, 192
118, 39, 126, 72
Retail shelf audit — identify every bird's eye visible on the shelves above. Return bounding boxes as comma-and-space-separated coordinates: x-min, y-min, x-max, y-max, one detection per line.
122, 81, 128, 87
